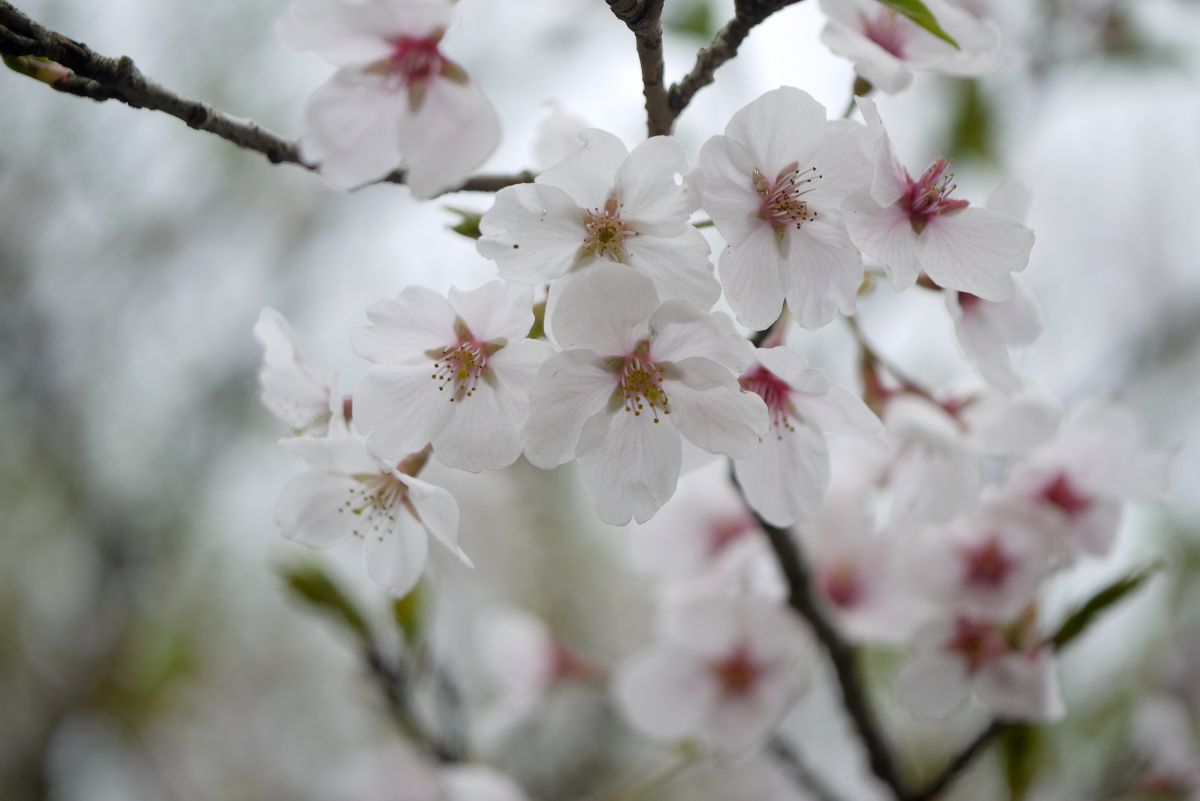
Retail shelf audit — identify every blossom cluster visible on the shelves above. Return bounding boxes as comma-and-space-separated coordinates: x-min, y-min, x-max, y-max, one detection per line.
254, 0, 1171, 787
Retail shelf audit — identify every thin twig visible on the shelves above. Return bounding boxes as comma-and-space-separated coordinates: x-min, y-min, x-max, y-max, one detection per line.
768, 736, 847, 801
0, 1, 532, 194
906, 721, 1008, 801
606, 0, 672, 136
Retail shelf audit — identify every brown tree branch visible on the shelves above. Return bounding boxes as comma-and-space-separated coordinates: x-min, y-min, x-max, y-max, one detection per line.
667, 0, 807, 124
606, 0, 672, 136
906, 721, 1008, 801
768, 736, 848, 801
0, 1, 533, 194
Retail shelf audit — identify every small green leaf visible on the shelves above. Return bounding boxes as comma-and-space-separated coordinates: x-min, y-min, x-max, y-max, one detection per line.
1001, 724, 1043, 801
1051, 565, 1161, 651
445, 206, 482, 239
391, 583, 424, 644
528, 299, 547, 340
665, 1, 716, 40
281, 561, 370, 640
877, 0, 959, 48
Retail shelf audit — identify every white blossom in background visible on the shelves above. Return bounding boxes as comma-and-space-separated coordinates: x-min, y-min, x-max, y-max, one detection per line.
532, 103, 589, 171
440, 765, 531, 801
734, 345, 885, 527
817, 0, 1006, 94
524, 266, 767, 525
254, 307, 347, 437
353, 281, 550, 472
478, 130, 719, 310
944, 183, 1043, 393
898, 615, 1065, 722
1001, 402, 1169, 561
846, 98, 1033, 300
275, 437, 467, 597
696, 87, 873, 330
277, 0, 499, 196
614, 594, 810, 753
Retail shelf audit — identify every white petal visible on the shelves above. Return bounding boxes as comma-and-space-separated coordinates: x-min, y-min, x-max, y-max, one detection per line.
486, 337, 553, 422
735, 423, 828, 527
844, 190, 922, 292
719, 224, 787, 331
301, 69, 406, 189
354, 364, 454, 462
448, 281, 535, 343
897, 650, 971, 719
793, 384, 886, 443
614, 648, 718, 741
254, 308, 333, 431
395, 77, 500, 199
441, 766, 530, 801
363, 513, 430, 597
625, 228, 721, 310
818, 21, 913, 95
282, 435, 380, 475
275, 471, 360, 548
533, 103, 589, 170
917, 208, 1034, 301
856, 98, 909, 206
278, 0, 452, 67
577, 408, 683, 525
353, 286, 456, 365
547, 264, 658, 354
432, 379, 522, 472
696, 134, 763, 245
536, 128, 628, 210
975, 651, 1066, 723
477, 183, 587, 284
664, 358, 768, 459
805, 119, 875, 208
780, 215, 863, 331
399, 472, 466, 563
523, 350, 617, 469
615, 136, 691, 236
725, 86, 827, 176
649, 301, 754, 373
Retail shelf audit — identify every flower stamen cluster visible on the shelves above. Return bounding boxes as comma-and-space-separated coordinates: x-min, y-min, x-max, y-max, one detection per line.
618, 341, 669, 421
753, 163, 823, 236
740, 364, 797, 438
903, 158, 969, 233
581, 196, 633, 263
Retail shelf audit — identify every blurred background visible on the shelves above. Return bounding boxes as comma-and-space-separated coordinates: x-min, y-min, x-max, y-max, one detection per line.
2, 0, 1199, 799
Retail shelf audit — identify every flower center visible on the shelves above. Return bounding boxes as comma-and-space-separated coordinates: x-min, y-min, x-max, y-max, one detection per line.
430, 321, 494, 402
340, 471, 412, 541
961, 537, 1015, 589
822, 561, 864, 609
902, 158, 969, 234
619, 341, 670, 422
387, 35, 445, 86
946, 618, 1009, 674
581, 196, 633, 263
710, 646, 762, 697
740, 365, 795, 438
861, 10, 909, 58
754, 162, 822, 237
1040, 472, 1092, 518
707, 515, 756, 557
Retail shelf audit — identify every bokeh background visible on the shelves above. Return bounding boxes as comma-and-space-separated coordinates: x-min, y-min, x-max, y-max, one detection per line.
2, 0, 1199, 799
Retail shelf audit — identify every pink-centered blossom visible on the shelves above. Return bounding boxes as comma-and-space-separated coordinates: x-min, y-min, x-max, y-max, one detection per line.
523, 266, 767, 525
353, 281, 551, 473
478, 130, 720, 310
818, 0, 1006, 94
275, 437, 466, 597
695, 87, 874, 330
734, 346, 885, 527
277, 0, 500, 196
846, 98, 1034, 300
614, 594, 810, 753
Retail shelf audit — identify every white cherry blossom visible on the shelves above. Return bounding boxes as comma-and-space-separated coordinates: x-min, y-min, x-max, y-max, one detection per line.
478, 130, 719, 310
353, 281, 551, 472
254, 307, 346, 436
818, 0, 1006, 94
275, 437, 466, 597
524, 266, 768, 525
440, 766, 531, 801
734, 345, 885, 527
846, 98, 1034, 300
277, 0, 500, 196
898, 615, 1064, 722
614, 594, 810, 753
696, 87, 874, 331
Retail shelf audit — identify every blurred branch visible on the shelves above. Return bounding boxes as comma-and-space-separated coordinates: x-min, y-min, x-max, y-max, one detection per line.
768, 736, 847, 801
606, 0, 672, 136
667, 0, 806, 124
0, 1, 532, 194
906, 720, 1009, 801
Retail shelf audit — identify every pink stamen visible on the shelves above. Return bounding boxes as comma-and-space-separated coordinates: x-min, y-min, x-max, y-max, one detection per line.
961, 537, 1015, 589
740, 365, 795, 438
946, 618, 1009, 674
902, 158, 970, 234
388, 35, 445, 86
753, 162, 822, 234
430, 322, 490, 402
1040, 472, 1093, 518
710, 646, 763, 697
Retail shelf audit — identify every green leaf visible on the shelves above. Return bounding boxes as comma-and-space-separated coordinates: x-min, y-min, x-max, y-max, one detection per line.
391, 583, 425, 644
877, 0, 959, 48
445, 206, 482, 240
281, 561, 370, 640
945, 79, 994, 163
1051, 565, 1161, 651
665, 1, 716, 40
1000, 724, 1043, 801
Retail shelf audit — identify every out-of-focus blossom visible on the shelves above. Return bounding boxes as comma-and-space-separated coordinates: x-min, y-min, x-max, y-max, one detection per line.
254, 307, 347, 437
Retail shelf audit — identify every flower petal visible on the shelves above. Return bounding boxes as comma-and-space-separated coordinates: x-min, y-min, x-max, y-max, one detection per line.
649, 301, 753, 373
448, 281, 535, 344
614, 647, 718, 741
536, 128, 628, 210
577, 407, 683, 525
917, 207, 1034, 301
615, 136, 691, 236
523, 350, 617, 469
780, 214, 862, 330
844, 190, 922, 292
399, 472, 466, 563
275, 470, 361, 548
735, 423, 828, 527
625, 228, 720, 310
354, 364, 454, 462
477, 183, 587, 284
301, 69, 406, 189
363, 512, 430, 597
395, 77, 500, 199
718, 224, 787, 331
353, 286, 456, 365
664, 357, 768, 459
546, 264, 658, 354
725, 86, 827, 176
432, 379, 522, 472
695, 133, 762, 246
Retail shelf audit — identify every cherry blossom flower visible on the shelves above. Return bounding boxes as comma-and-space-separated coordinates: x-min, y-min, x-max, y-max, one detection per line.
846, 99, 1034, 300
275, 437, 466, 597
898, 615, 1064, 722
817, 0, 1006, 94
695, 87, 874, 330
614, 594, 810, 752
277, 0, 500, 196
734, 346, 885, 527
1002, 402, 1168, 560
533, 103, 589, 171
254, 307, 347, 437
440, 765, 531, 801
944, 183, 1043, 393
524, 266, 768, 525
477, 130, 719, 310
352, 281, 551, 472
